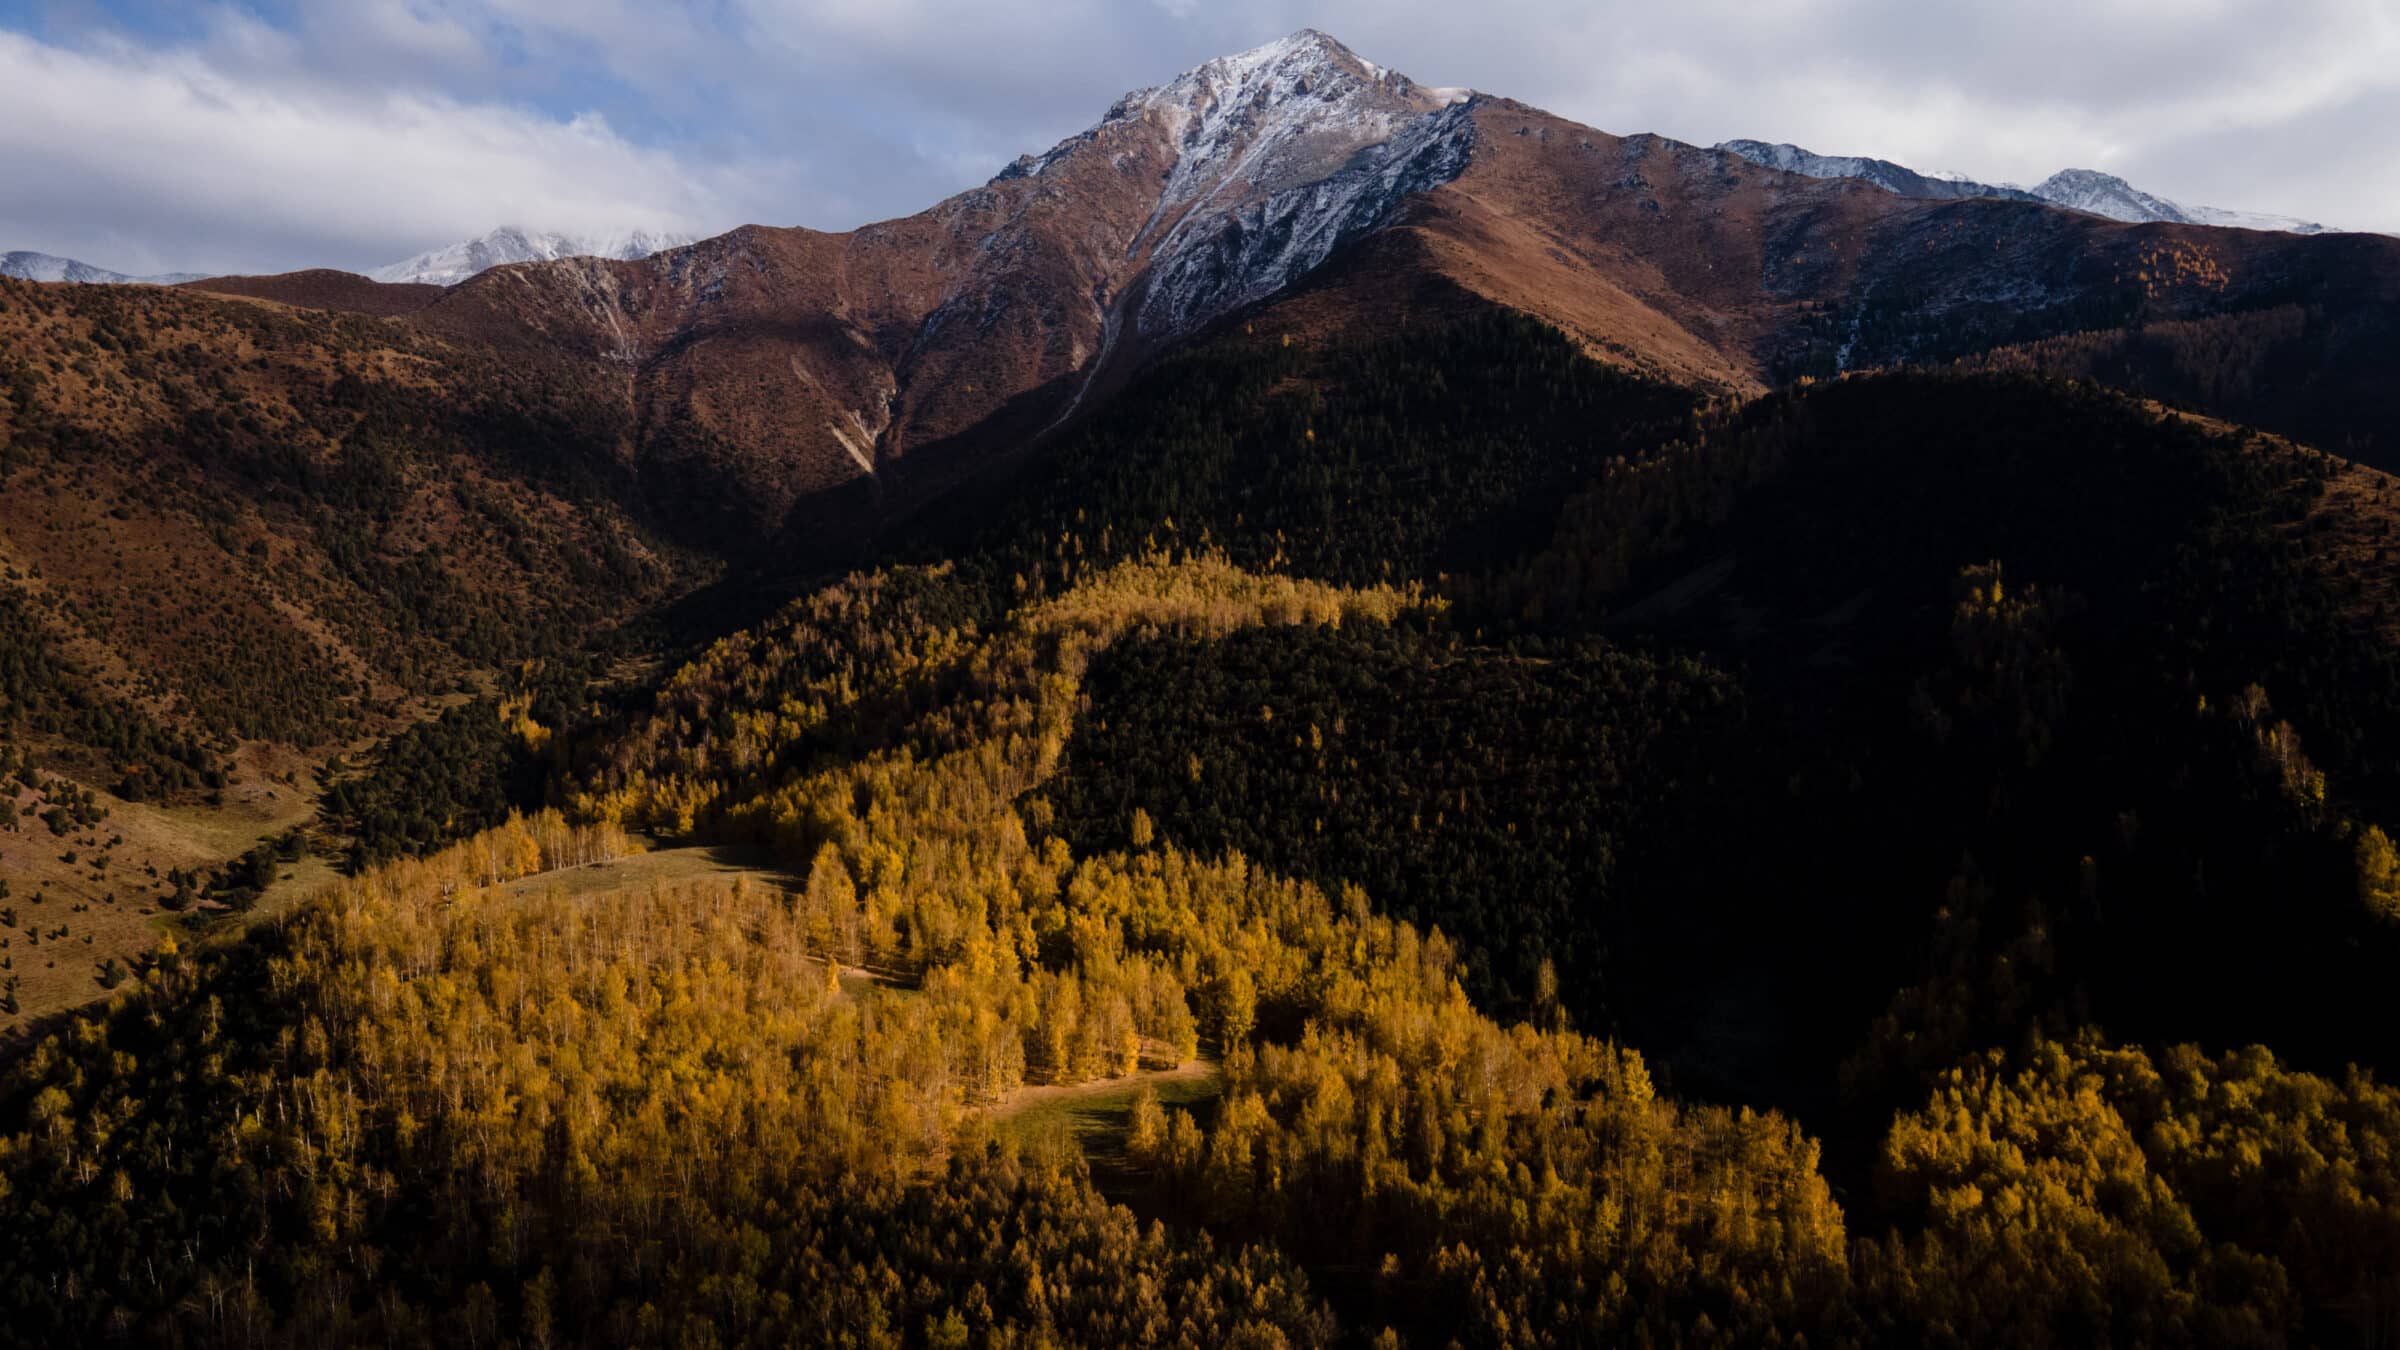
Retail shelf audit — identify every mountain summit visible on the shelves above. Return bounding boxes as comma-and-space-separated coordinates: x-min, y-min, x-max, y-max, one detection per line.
2028, 167, 2330, 234
1068, 28, 1465, 203
1000, 29, 1478, 341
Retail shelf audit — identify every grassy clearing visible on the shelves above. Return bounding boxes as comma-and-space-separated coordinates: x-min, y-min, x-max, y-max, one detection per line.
0, 741, 325, 1026
495, 841, 799, 901
994, 1059, 1223, 1155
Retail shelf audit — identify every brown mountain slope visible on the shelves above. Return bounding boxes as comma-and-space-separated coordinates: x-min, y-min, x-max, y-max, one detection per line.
1367, 99, 2400, 437
6, 31, 2393, 666
404, 32, 1470, 538
0, 275, 700, 755
0, 272, 722, 1026
0, 252, 714, 781
380, 34, 2400, 547
180, 269, 447, 317
1391, 107, 1906, 391
9, 32, 2392, 596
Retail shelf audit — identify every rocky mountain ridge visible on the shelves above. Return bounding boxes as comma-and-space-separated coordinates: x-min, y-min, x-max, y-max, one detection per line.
1719, 139, 2335, 233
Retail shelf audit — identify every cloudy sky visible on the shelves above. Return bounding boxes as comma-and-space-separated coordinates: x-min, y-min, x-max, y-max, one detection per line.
3, 0, 2394, 275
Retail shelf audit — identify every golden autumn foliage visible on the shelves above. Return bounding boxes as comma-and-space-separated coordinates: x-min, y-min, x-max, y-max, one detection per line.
8, 546, 2400, 1347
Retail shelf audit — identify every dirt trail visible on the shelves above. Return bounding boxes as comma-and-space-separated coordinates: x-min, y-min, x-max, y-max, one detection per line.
991, 1058, 1221, 1131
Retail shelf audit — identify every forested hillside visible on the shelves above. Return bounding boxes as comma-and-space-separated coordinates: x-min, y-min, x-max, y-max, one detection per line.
7, 290, 2400, 1346
1045, 622, 1752, 1029
0, 274, 720, 1024
900, 303, 1706, 594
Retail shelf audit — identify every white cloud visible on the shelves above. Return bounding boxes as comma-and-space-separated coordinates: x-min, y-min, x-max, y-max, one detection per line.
1278, 0, 2400, 228
0, 26, 778, 274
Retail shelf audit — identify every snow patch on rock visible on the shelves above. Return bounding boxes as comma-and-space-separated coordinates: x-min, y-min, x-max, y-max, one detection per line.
1717, 141, 2037, 204
1137, 97, 1478, 338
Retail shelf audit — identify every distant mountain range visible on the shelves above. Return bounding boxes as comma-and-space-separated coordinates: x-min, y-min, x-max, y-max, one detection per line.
9, 104, 2352, 299
366, 226, 697, 285
3, 228, 694, 291
1, 250, 204, 285
1715, 140, 2334, 234
2021, 166, 2332, 234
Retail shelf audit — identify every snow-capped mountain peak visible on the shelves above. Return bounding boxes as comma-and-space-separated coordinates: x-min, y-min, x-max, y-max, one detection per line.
369, 226, 697, 286
2029, 168, 2330, 234
981, 30, 1480, 350
2, 250, 204, 285
2029, 169, 2183, 224
1108, 32, 1479, 337
999, 31, 1465, 190
1128, 29, 1460, 209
